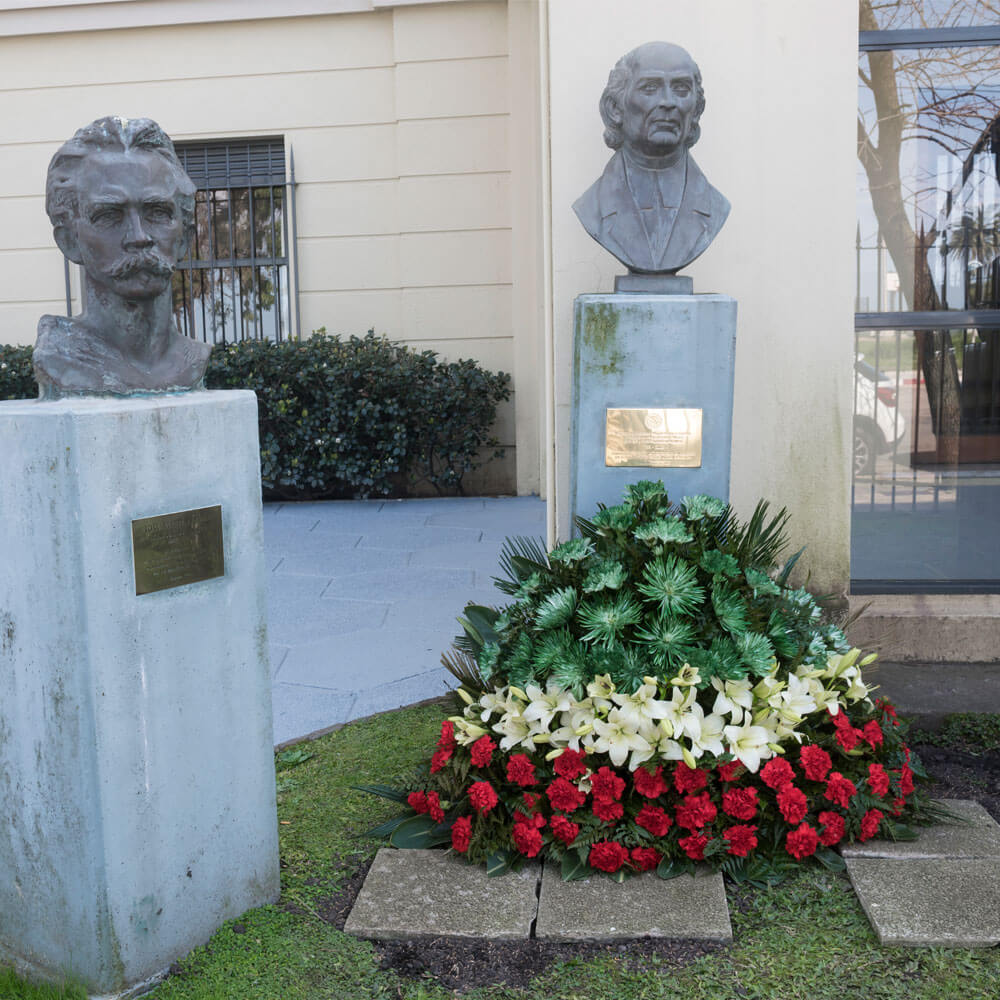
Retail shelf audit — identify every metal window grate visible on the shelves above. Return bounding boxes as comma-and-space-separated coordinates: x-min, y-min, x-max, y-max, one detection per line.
172, 136, 296, 344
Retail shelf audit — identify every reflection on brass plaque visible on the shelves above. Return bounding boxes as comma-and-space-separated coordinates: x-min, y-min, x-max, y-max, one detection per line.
132, 505, 225, 596
605, 408, 703, 468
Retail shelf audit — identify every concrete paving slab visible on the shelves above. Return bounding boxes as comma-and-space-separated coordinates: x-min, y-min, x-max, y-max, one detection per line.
271, 683, 357, 745
322, 567, 475, 601
273, 547, 408, 578
357, 526, 484, 550
426, 507, 545, 530
534, 866, 731, 942
841, 799, 1000, 860
269, 646, 289, 679
278, 627, 450, 687
847, 857, 1000, 946
383, 591, 501, 631
408, 542, 510, 571
345, 848, 539, 940
350, 668, 457, 719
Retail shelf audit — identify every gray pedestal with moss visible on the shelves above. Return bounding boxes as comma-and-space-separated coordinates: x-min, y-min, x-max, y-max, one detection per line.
571, 293, 737, 526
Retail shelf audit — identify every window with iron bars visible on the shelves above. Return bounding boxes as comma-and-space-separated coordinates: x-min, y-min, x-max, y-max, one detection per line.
171, 136, 297, 344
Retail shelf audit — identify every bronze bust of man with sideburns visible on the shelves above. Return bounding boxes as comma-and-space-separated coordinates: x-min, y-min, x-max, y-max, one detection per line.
34, 116, 210, 398
574, 42, 730, 276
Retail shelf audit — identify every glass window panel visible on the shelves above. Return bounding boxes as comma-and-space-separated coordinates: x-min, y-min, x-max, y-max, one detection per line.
863, 0, 1000, 31
852, 325, 1000, 584
858, 44, 1000, 312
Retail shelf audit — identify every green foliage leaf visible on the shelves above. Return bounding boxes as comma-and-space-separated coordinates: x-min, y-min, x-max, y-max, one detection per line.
656, 856, 693, 880
534, 587, 578, 629
362, 814, 412, 839
813, 847, 846, 872
389, 814, 453, 849
351, 783, 411, 804
637, 555, 705, 617
486, 849, 519, 877
561, 850, 590, 881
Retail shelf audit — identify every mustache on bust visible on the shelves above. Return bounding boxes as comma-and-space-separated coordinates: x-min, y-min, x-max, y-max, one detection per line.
109, 250, 174, 281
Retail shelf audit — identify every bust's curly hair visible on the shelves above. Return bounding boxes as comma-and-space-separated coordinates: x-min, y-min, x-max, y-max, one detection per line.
45, 116, 196, 243
599, 44, 705, 151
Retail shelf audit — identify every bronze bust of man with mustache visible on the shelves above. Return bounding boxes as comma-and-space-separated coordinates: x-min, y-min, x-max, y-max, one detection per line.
574, 42, 730, 276
34, 117, 210, 398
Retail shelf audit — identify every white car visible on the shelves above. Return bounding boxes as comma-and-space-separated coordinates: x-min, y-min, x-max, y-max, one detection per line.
854, 359, 906, 476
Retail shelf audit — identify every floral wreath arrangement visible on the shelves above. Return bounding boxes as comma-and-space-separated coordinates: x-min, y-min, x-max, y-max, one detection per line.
362, 482, 939, 883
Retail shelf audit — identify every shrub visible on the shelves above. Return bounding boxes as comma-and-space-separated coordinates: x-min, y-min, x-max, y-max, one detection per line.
205, 330, 510, 499
0, 345, 37, 400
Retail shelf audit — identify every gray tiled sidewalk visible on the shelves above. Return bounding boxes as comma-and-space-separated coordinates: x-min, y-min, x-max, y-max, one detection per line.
264, 496, 545, 746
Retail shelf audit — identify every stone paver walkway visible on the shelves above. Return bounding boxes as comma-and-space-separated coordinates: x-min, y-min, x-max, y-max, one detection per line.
345, 848, 732, 943
263, 496, 545, 746
844, 798, 1000, 946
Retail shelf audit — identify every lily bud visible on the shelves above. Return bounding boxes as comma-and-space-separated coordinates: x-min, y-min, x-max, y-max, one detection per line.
681, 744, 697, 769
767, 743, 786, 755
545, 748, 564, 761
532, 732, 551, 744
508, 686, 528, 702
456, 687, 474, 705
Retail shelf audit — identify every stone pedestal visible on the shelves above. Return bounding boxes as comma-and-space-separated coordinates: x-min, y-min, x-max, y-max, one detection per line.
0, 391, 280, 996
571, 293, 737, 525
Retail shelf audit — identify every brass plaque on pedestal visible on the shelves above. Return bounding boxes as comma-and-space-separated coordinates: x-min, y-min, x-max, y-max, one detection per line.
132, 505, 225, 596
605, 408, 703, 468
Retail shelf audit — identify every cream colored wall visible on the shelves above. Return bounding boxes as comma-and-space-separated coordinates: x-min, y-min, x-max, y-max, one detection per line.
545, 0, 858, 594
0, 1, 540, 494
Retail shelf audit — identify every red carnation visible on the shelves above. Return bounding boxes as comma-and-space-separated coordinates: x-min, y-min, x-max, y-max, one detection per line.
785, 823, 819, 859
437, 719, 457, 750
862, 720, 884, 749
760, 758, 795, 790
830, 707, 851, 728
673, 763, 708, 793
430, 748, 453, 773
450, 815, 472, 853
470, 735, 496, 768
899, 764, 915, 796
859, 808, 884, 842
633, 764, 669, 799
512, 822, 543, 857
723, 824, 758, 858
514, 809, 545, 830
877, 699, 899, 727
592, 797, 624, 822
553, 747, 588, 779
722, 786, 758, 821
890, 796, 906, 817
817, 810, 845, 847
867, 763, 890, 797
630, 847, 661, 871
824, 772, 857, 809
407, 790, 428, 813
777, 783, 808, 825
547, 777, 586, 812
678, 833, 708, 860
591, 766, 626, 802
468, 780, 499, 814
716, 760, 743, 782
426, 790, 444, 823
550, 814, 580, 845
799, 744, 833, 782
636, 804, 673, 837
835, 725, 863, 752
675, 792, 717, 831
506, 753, 537, 787
523, 791, 540, 809
589, 840, 629, 873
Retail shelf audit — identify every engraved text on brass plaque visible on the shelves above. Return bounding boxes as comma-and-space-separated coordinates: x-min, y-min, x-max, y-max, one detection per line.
605, 408, 703, 468
132, 505, 225, 596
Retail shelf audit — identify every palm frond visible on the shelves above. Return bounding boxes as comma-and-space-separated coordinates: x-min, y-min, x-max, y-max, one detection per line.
493, 535, 549, 594
441, 648, 486, 692
729, 500, 791, 569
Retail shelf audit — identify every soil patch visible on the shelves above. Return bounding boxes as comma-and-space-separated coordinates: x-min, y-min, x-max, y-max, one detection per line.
321, 743, 998, 993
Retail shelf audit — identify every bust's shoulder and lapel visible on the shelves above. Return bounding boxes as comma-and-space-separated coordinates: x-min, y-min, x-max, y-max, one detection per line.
573, 149, 730, 273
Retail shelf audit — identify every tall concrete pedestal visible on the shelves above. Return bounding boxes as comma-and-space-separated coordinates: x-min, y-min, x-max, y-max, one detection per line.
0, 391, 279, 996
571, 293, 737, 526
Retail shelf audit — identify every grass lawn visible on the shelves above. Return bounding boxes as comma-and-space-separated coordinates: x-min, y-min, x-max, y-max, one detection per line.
4, 701, 999, 1000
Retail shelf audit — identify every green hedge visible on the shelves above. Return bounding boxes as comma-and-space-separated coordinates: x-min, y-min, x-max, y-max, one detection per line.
0, 333, 510, 500
0, 345, 37, 401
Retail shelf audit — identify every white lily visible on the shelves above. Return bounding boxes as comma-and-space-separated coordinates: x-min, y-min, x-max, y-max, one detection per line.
669, 663, 701, 688
805, 677, 842, 715
776, 674, 817, 723
491, 712, 533, 751
586, 673, 616, 712
590, 709, 652, 768
611, 679, 671, 731
660, 684, 697, 739
844, 673, 873, 703
549, 703, 597, 750
522, 683, 574, 730
451, 717, 488, 745
478, 687, 517, 724
711, 677, 754, 721
679, 702, 726, 758
723, 716, 775, 773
